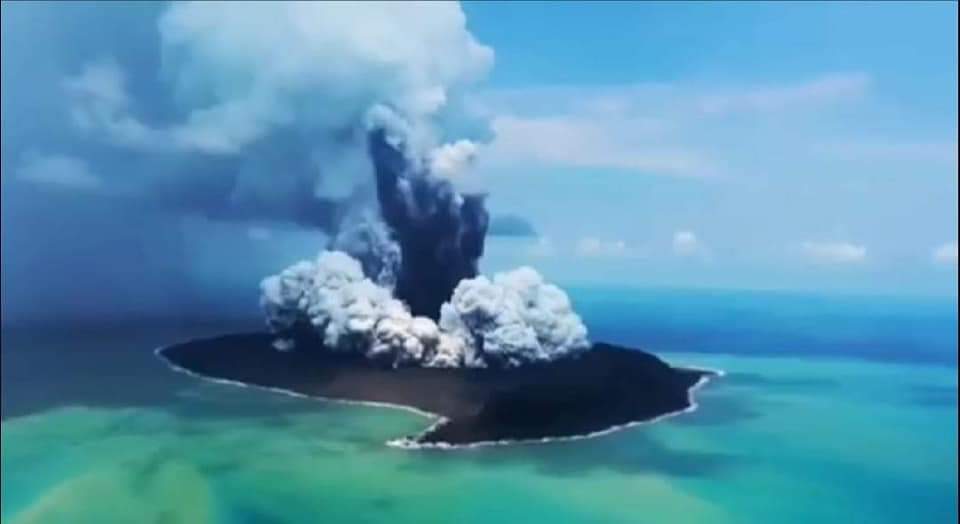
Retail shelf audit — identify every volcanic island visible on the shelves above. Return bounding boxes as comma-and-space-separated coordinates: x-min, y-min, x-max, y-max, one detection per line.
159, 335, 712, 448
157, 128, 717, 448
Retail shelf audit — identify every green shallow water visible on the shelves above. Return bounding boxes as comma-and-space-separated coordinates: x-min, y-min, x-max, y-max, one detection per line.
2, 351, 957, 524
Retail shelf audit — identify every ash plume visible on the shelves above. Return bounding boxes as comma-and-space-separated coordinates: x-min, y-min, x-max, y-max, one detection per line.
259, 113, 594, 368
368, 127, 489, 319
328, 212, 401, 288
52, 1, 594, 368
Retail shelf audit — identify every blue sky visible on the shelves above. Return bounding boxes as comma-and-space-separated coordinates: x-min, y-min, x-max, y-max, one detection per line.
462, 1, 958, 295
1, 2, 957, 327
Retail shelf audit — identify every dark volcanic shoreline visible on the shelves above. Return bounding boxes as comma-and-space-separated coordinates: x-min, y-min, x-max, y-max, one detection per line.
157, 333, 717, 448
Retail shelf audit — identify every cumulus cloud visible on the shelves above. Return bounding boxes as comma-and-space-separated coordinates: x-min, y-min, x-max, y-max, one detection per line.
672, 230, 702, 257
799, 241, 867, 264
16, 153, 103, 190
260, 251, 588, 368
932, 242, 958, 267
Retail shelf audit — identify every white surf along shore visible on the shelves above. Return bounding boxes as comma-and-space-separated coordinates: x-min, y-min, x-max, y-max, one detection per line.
154, 343, 723, 451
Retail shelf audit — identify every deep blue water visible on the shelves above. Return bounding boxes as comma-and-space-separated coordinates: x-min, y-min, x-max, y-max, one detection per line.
572, 287, 958, 366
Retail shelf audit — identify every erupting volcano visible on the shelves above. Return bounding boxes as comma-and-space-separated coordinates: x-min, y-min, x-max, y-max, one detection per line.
151, 1, 716, 447
158, 115, 717, 447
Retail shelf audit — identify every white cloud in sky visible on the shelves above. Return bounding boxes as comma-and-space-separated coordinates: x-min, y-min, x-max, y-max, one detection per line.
799, 241, 867, 264
697, 72, 871, 115
932, 242, 958, 267
575, 237, 632, 258
475, 73, 871, 120
672, 230, 702, 257
817, 141, 959, 169
485, 115, 711, 176
16, 153, 103, 190
477, 72, 876, 178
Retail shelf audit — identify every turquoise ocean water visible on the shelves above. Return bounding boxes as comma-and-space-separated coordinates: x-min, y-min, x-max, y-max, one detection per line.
2, 288, 957, 523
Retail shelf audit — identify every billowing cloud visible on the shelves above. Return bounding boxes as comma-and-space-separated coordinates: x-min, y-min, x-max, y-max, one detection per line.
60, 2, 495, 232
159, 1, 491, 154
260, 251, 467, 365
68, 3, 492, 156
439, 266, 590, 368
800, 241, 867, 264
16, 153, 102, 190
932, 242, 958, 267
260, 251, 588, 368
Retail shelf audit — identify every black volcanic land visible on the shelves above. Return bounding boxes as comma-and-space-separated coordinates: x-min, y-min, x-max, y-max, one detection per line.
158, 334, 713, 446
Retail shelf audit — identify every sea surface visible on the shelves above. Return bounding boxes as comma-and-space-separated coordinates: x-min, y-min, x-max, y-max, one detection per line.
2, 288, 957, 523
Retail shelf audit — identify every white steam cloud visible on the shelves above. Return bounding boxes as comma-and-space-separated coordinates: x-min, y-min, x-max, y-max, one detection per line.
672, 230, 700, 256
260, 251, 468, 366
429, 140, 479, 179
157, 1, 492, 153
800, 241, 867, 264
66, 2, 494, 208
439, 267, 590, 368
261, 252, 589, 368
